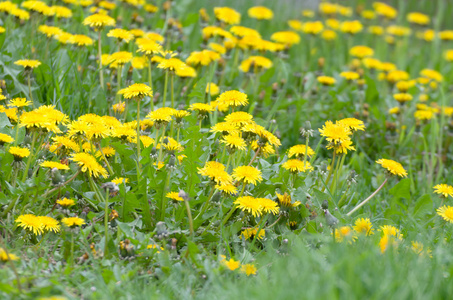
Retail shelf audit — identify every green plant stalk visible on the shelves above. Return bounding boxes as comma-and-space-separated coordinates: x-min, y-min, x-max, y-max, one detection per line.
42, 170, 81, 198
13, 114, 21, 146
170, 74, 175, 136
116, 65, 123, 104
346, 178, 388, 216
195, 187, 215, 220
136, 99, 142, 179
221, 205, 237, 226
330, 154, 346, 195
162, 69, 169, 107
322, 151, 336, 192
184, 198, 194, 237
27, 73, 34, 108
21, 131, 38, 182
98, 30, 104, 89
303, 135, 310, 166
104, 187, 110, 256
148, 59, 154, 112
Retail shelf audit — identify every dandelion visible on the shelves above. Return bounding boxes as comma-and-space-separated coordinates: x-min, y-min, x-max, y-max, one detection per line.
0, 133, 14, 145
16, 214, 44, 235
39, 216, 60, 233
70, 152, 108, 178
282, 159, 314, 173
433, 184, 453, 198
338, 118, 366, 132
9, 146, 30, 160
333, 226, 356, 243
214, 7, 241, 25
241, 264, 257, 276
107, 28, 134, 43
276, 192, 301, 208
288, 144, 315, 159
353, 218, 374, 235
40, 161, 70, 170
221, 134, 246, 151
241, 227, 265, 240
14, 59, 41, 70
222, 257, 241, 271
233, 166, 262, 185
83, 13, 115, 29
248, 6, 273, 20
376, 159, 408, 177
118, 83, 153, 100
0, 248, 19, 262
167, 191, 184, 201
8, 97, 32, 108
257, 198, 279, 215
234, 196, 262, 217
317, 76, 336, 86
437, 206, 453, 223
340, 71, 360, 81
62, 217, 86, 227
56, 198, 76, 208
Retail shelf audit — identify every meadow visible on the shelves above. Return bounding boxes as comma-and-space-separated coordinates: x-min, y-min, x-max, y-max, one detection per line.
1, 0, 453, 299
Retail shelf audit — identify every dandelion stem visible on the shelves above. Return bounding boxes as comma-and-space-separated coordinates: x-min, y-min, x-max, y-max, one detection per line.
27, 74, 34, 108
184, 198, 194, 237
98, 30, 104, 89
248, 147, 260, 166
104, 187, 110, 256
346, 178, 388, 216
163, 69, 169, 107
136, 99, 142, 179
148, 58, 154, 111
21, 132, 37, 182
42, 170, 81, 198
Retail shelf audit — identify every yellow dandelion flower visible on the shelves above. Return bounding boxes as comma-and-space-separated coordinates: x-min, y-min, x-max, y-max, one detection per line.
233, 165, 262, 185
70, 152, 108, 178
248, 6, 273, 20
39, 216, 60, 233
257, 198, 279, 215
214, 7, 241, 25
282, 159, 314, 173
16, 214, 44, 235
221, 133, 246, 151
317, 76, 336, 86
9, 146, 30, 160
56, 198, 76, 208
107, 28, 134, 43
234, 196, 262, 217
40, 161, 70, 170
8, 97, 32, 108
288, 144, 315, 159
338, 118, 365, 132
83, 13, 115, 29
166, 191, 183, 201
62, 217, 85, 227
241, 227, 265, 240
118, 83, 153, 100
0, 133, 14, 145
0, 248, 19, 262
433, 184, 453, 198
241, 264, 257, 276
376, 158, 407, 177
353, 218, 374, 235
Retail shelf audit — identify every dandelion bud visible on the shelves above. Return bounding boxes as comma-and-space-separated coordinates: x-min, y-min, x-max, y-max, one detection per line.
150, 147, 157, 158
167, 155, 176, 168
51, 168, 65, 186
211, 191, 221, 203
324, 209, 338, 228
155, 222, 169, 240
178, 190, 189, 201
101, 182, 119, 194
321, 200, 329, 210
259, 90, 266, 100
